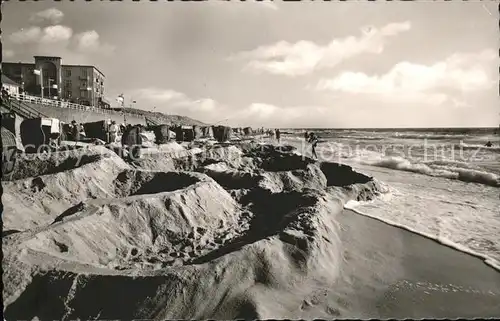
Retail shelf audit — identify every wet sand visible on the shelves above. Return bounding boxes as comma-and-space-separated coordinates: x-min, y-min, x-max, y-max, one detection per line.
332, 210, 500, 319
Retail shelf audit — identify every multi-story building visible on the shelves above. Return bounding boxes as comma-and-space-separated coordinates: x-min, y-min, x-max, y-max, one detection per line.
2, 56, 109, 108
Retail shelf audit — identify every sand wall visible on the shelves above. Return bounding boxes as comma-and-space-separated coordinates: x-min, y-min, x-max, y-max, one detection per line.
3, 143, 386, 319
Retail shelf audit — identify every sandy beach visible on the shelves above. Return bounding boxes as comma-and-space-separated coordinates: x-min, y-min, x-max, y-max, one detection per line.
334, 210, 500, 319
2, 140, 499, 320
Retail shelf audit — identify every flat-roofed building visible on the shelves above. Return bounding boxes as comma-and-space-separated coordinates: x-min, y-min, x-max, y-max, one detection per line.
2, 56, 108, 108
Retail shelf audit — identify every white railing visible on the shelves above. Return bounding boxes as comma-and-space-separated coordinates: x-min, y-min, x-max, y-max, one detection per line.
11, 93, 144, 118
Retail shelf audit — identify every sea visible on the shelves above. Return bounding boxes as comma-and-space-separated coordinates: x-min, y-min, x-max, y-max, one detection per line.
280, 127, 500, 271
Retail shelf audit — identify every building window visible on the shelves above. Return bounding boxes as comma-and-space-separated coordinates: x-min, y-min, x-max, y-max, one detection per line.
65, 80, 72, 87
66, 91, 72, 98
81, 68, 87, 77
65, 69, 71, 77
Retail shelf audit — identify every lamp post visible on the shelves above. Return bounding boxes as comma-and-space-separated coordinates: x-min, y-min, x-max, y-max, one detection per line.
117, 94, 125, 124
48, 78, 54, 98
34, 68, 43, 99
20, 64, 25, 95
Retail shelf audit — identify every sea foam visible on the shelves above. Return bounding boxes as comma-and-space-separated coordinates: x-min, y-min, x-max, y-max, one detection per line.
360, 156, 500, 187
345, 200, 500, 272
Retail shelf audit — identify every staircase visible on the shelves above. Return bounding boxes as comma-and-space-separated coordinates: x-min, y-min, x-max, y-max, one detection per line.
1, 98, 48, 119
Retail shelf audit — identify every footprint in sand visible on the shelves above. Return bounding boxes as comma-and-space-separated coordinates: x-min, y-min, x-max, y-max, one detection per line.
325, 306, 341, 316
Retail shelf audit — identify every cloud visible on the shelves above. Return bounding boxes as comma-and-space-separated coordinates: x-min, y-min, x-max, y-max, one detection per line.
230, 21, 411, 76
3, 49, 15, 59
40, 25, 73, 44
8, 26, 114, 58
132, 87, 331, 127
29, 8, 64, 25
132, 88, 217, 116
9, 25, 72, 44
132, 86, 478, 128
9, 27, 42, 44
316, 49, 497, 105
72, 31, 115, 55
135, 88, 187, 102
230, 103, 335, 128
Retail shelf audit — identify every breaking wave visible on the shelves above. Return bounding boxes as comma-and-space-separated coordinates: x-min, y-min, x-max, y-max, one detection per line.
361, 156, 500, 187
390, 133, 470, 140
457, 143, 500, 152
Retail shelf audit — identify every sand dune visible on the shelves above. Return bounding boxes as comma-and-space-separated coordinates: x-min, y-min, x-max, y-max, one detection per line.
3, 142, 499, 319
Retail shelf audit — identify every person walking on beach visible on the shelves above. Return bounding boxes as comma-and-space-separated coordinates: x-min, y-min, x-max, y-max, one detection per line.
304, 131, 309, 141
275, 128, 281, 144
308, 132, 319, 159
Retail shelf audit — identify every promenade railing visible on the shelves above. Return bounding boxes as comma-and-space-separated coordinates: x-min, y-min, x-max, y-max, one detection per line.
11, 93, 144, 119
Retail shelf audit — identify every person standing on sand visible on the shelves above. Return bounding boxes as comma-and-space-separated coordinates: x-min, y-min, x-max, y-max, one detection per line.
70, 120, 80, 142
304, 131, 309, 141
308, 132, 319, 159
109, 121, 118, 144
275, 128, 281, 144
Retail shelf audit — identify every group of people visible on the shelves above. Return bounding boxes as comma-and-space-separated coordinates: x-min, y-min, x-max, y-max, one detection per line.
65, 119, 143, 160
265, 128, 320, 158
65, 120, 121, 144
267, 128, 282, 143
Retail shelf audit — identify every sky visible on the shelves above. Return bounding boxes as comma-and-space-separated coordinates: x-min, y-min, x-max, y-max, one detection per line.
2, 0, 499, 128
